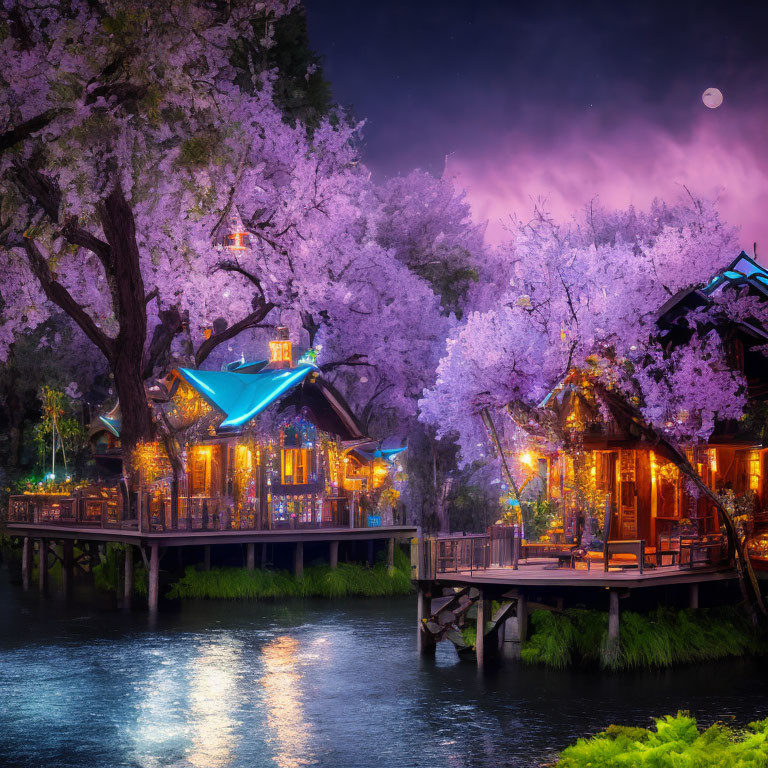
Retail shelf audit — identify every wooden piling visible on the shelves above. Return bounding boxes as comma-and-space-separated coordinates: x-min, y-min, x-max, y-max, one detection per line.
203, 545, 211, 571
148, 543, 159, 615
387, 538, 395, 572
246, 543, 255, 571
38, 538, 48, 593
261, 542, 268, 569
606, 589, 620, 663
21, 537, 31, 591
124, 544, 134, 610
417, 584, 436, 655
329, 540, 339, 569
62, 540, 74, 595
476, 592, 489, 667
294, 541, 304, 580
689, 582, 699, 610
501, 593, 528, 660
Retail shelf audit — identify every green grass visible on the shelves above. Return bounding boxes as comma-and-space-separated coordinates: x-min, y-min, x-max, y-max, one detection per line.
555, 712, 768, 767
166, 546, 414, 600
521, 606, 767, 670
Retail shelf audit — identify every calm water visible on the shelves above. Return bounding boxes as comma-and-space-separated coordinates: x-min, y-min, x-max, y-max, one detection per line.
2, 572, 768, 768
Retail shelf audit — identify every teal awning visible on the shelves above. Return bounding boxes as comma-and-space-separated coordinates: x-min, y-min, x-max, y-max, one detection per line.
351, 445, 407, 463
176, 365, 314, 431
98, 415, 121, 438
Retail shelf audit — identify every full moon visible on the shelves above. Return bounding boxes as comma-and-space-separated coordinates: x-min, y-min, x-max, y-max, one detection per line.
702, 87, 724, 109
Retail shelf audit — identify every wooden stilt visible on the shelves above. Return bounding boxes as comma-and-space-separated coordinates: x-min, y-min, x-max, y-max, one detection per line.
62, 540, 74, 595
387, 538, 395, 572
124, 544, 134, 610
417, 584, 436, 655
148, 543, 159, 615
605, 589, 620, 664
329, 540, 339, 569
246, 543, 255, 570
502, 593, 528, 660
38, 538, 48, 594
689, 582, 699, 610
22, 537, 31, 591
261, 542, 268, 569
476, 593, 489, 667
294, 542, 304, 580
203, 545, 211, 571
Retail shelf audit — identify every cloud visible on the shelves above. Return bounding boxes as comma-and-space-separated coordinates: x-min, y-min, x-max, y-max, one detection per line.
446, 111, 768, 253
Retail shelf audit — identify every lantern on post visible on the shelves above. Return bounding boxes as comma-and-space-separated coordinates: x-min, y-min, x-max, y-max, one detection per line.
269, 326, 293, 369
218, 205, 250, 251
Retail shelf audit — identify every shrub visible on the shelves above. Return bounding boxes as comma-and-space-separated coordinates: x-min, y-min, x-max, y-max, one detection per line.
556, 713, 768, 767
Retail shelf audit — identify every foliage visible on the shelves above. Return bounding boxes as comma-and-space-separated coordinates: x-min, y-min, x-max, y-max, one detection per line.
555, 713, 768, 767
419, 201, 750, 468
521, 606, 767, 670
521, 497, 558, 541
166, 545, 413, 600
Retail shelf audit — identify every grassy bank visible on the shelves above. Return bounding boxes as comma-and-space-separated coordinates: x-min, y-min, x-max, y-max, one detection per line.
555, 712, 768, 767
166, 546, 413, 600
522, 606, 767, 670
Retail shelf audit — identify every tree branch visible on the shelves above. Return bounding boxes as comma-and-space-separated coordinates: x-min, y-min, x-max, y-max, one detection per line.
0, 109, 63, 156
194, 300, 275, 366
213, 259, 266, 301
143, 306, 186, 380
22, 237, 114, 361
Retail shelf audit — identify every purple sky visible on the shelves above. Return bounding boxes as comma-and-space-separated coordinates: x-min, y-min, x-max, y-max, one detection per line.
306, 1, 768, 250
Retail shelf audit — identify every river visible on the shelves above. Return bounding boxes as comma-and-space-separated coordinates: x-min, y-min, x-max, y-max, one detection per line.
1, 572, 768, 768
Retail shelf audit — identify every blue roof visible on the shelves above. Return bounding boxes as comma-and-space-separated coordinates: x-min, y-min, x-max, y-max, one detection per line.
351, 446, 407, 463
702, 252, 768, 297
176, 365, 314, 432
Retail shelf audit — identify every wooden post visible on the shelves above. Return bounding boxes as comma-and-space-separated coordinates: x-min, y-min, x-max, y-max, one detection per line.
294, 541, 303, 580
689, 582, 699, 610
261, 542, 268, 569
203, 545, 211, 571
502, 593, 528, 660
38, 538, 48, 593
21, 537, 31, 591
148, 543, 159, 615
246, 543, 255, 571
387, 537, 395, 572
329, 540, 339, 569
417, 584, 436, 655
476, 592, 488, 667
62, 540, 74, 595
124, 544, 134, 610
605, 589, 620, 664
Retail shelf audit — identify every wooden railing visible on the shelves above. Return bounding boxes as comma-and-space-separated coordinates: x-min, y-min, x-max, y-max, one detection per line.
7, 494, 122, 528
411, 527, 523, 580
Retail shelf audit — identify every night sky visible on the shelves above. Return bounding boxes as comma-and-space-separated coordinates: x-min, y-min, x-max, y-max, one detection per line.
306, 0, 768, 248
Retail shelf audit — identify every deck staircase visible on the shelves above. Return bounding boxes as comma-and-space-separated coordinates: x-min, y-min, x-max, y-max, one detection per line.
421, 587, 518, 652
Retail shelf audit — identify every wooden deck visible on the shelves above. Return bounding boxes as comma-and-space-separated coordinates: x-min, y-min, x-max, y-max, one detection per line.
2, 522, 417, 547
426, 561, 736, 589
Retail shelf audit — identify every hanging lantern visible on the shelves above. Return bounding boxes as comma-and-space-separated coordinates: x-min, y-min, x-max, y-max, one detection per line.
269, 325, 293, 369
222, 205, 250, 251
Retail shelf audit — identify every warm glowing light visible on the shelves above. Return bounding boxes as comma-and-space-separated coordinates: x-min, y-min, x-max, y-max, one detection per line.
520, 451, 534, 469
269, 326, 293, 369
226, 230, 249, 251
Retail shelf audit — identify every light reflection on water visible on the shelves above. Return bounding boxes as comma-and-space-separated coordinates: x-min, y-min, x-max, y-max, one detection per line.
1, 575, 768, 768
261, 636, 312, 768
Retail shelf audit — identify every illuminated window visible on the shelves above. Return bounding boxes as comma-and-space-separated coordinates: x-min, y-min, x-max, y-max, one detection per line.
281, 449, 310, 485
749, 450, 760, 492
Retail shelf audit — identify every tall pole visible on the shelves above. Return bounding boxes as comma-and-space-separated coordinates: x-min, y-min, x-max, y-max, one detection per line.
148, 543, 159, 615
